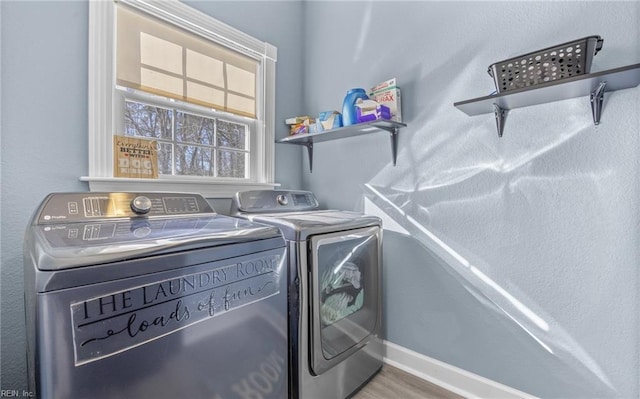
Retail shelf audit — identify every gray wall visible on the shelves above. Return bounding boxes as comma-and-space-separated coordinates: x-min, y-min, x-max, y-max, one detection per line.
301, 1, 639, 398
1, 1, 89, 389
0, 0, 304, 390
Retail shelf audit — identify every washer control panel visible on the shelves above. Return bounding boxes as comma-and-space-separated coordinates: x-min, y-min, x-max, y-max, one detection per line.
36, 192, 214, 224
233, 190, 319, 213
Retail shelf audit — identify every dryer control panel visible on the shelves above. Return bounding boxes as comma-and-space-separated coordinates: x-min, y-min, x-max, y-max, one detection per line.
232, 190, 319, 213
36, 192, 215, 224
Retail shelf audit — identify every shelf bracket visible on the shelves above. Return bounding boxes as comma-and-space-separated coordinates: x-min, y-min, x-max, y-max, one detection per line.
389, 127, 399, 166
493, 103, 506, 138
305, 142, 314, 173
590, 81, 607, 125
374, 124, 399, 166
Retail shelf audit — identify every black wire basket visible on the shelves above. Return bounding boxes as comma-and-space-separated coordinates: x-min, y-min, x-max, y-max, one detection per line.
488, 35, 604, 93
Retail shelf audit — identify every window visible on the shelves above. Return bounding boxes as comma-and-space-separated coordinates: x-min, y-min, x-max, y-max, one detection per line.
84, 0, 278, 197
122, 97, 250, 178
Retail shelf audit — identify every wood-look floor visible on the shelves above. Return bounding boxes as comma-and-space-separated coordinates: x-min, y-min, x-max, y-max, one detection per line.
352, 365, 465, 399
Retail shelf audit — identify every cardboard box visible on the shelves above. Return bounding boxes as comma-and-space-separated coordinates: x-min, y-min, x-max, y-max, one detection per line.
318, 111, 343, 130
355, 100, 391, 123
285, 115, 314, 125
369, 78, 402, 122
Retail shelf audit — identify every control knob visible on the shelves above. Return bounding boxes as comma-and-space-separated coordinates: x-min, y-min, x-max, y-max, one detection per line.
276, 194, 288, 206
130, 196, 152, 215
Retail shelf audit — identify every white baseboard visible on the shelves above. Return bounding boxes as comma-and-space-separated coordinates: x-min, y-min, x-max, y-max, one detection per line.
383, 340, 538, 399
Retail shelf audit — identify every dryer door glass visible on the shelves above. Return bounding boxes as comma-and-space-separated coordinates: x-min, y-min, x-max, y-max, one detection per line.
309, 226, 380, 374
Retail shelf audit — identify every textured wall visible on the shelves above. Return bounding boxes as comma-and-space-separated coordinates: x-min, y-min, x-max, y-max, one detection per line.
0, 0, 304, 390
301, 1, 639, 398
1, 1, 89, 390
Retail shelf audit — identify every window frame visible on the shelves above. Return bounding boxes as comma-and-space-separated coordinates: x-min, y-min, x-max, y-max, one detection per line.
83, 0, 278, 198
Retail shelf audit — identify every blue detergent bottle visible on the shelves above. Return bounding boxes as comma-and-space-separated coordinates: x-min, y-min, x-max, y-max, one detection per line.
341, 88, 368, 126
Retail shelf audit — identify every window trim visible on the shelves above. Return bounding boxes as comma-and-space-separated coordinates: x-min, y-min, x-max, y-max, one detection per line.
83, 0, 278, 198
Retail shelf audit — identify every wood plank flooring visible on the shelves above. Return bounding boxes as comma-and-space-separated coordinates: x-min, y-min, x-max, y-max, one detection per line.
352, 365, 465, 399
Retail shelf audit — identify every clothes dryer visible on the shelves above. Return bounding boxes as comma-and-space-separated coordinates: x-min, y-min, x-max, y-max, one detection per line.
231, 190, 383, 399
24, 192, 288, 399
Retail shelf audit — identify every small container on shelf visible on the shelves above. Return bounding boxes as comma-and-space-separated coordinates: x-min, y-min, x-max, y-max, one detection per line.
285, 115, 315, 135
488, 35, 604, 93
342, 88, 369, 126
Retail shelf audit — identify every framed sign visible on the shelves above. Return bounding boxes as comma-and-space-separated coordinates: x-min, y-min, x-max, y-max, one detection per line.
113, 135, 158, 178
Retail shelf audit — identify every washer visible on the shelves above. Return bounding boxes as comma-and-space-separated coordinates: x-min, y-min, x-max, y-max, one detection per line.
231, 190, 383, 399
24, 192, 288, 399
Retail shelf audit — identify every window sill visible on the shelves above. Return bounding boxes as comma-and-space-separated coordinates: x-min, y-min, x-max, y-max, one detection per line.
79, 176, 279, 198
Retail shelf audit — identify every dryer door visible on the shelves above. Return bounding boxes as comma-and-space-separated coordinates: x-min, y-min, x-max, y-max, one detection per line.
309, 226, 381, 375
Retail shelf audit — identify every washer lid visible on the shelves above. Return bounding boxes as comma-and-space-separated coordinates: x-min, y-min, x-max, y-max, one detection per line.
242, 210, 381, 240
26, 214, 283, 271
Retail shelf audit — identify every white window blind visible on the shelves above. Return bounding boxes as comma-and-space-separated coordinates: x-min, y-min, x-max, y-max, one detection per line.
116, 4, 257, 118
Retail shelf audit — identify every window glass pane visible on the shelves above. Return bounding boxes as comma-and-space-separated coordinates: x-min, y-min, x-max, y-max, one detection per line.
216, 120, 247, 150
175, 112, 215, 145
157, 142, 173, 175
176, 145, 213, 176
217, 149, 245, 178
124, 101, 172, 140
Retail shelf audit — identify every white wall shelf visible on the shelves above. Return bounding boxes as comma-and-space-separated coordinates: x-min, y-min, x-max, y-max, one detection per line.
276, 120, 407, 172
454, 63, 640, 137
